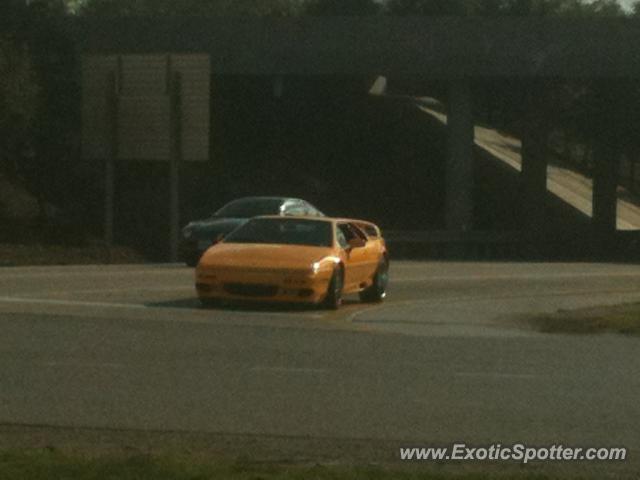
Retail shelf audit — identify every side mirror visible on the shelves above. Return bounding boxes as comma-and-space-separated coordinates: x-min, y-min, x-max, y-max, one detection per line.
347, 237, 366, 249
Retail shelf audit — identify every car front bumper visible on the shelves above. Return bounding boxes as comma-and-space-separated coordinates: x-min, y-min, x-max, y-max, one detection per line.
195, 268, 332, 304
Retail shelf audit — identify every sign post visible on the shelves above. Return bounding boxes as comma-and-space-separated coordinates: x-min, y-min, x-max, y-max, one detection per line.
105, 70, 118, 252
83, 54, 209, 262
169, 72, 182, 262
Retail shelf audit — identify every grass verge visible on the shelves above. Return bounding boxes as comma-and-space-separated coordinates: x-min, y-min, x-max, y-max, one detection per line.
0, 449, 584, 480
529, 303, 640, 335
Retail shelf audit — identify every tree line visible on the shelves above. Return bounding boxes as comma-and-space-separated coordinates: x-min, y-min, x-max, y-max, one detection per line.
9, 0, 636, 16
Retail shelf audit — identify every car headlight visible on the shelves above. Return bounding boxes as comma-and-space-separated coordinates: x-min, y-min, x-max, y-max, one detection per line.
312, 262, 321, 274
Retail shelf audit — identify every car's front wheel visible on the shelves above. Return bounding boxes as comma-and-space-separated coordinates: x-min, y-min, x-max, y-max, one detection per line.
359, 257, 388, 303
322, 266, 344, 310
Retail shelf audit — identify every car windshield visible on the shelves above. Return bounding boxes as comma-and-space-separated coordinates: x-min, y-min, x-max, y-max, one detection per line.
213, 198, 284, 218
224, 218, 332, 247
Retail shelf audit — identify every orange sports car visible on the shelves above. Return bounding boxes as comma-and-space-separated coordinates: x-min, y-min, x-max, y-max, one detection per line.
195, 216, 388, 309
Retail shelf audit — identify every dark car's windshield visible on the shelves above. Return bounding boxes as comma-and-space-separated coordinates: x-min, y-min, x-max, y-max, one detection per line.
214, 198, 283, 218
224, 218, 333, 247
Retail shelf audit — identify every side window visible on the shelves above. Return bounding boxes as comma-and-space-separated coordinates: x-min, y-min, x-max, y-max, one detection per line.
338, 223, 367, 248
336, 224, 350, 248
357, 223, 378, 238
349, 223, 368, 242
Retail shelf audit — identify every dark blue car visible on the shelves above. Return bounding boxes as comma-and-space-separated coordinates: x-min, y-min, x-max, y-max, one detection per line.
180, 196, 324, 266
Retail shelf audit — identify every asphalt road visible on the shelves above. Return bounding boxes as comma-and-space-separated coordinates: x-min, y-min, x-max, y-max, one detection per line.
1, 261, 640, 472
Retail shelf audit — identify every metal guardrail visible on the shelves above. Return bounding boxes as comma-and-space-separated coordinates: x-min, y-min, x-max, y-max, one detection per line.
384, 230, 522, 259
385, 229, 640, 261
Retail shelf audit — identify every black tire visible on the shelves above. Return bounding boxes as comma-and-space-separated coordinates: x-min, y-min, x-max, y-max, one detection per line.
185, 250, 201, 267
186, 257, 198, 268
322, 266, 344, 310
359, 257, 388, 303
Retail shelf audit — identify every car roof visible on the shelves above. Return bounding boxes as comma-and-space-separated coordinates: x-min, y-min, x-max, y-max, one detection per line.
227, 196, 303, 203
251, 215, 378, 228
334, 217, 379, 227
253, 215, 334, 223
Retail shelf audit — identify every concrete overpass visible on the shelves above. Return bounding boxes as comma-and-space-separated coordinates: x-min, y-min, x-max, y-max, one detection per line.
65, 16, 640, 257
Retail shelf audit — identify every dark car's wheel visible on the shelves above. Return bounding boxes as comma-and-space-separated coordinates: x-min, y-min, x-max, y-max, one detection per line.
359, 257, 388, 303
185, 255, 200, 268
323, 266, 344, 310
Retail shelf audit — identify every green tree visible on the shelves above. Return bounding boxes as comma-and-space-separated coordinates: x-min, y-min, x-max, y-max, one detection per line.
385, 0, 626, 16
304, 0, 381, 15
0, 37, 39, 176
474, 0, 506, 14
580, 0, 625, 15
386, 0, 472, 15
0, 1, 27, 25
501, 0, 566, 15
78, 0, 302, 16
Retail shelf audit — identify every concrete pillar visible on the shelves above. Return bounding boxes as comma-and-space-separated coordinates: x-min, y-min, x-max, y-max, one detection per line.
169, 72, 182, 263
518, 83, 549, 256
590, 79, 625, 249
592, 141, 620, 237
446, 79, 474, 232
520, 122, 548, 240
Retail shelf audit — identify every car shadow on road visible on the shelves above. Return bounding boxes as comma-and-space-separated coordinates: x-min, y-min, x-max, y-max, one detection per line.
144, 298, 202, 309
145, 297, 361, 313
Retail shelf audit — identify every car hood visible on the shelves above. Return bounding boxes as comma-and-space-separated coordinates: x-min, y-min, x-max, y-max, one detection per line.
199, 243, 334, 270
184, 217, 247, 238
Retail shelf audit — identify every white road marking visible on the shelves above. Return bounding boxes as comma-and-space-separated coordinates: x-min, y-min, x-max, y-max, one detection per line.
0, 296, 148, 309
0, 268, 190, 279
34, 286, 193, 295
0, 296, 326, 320
2, 265, 639, 327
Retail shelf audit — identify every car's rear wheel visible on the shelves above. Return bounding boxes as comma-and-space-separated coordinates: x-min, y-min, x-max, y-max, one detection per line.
323, 266, 344, 310
359, 257, 388, 303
